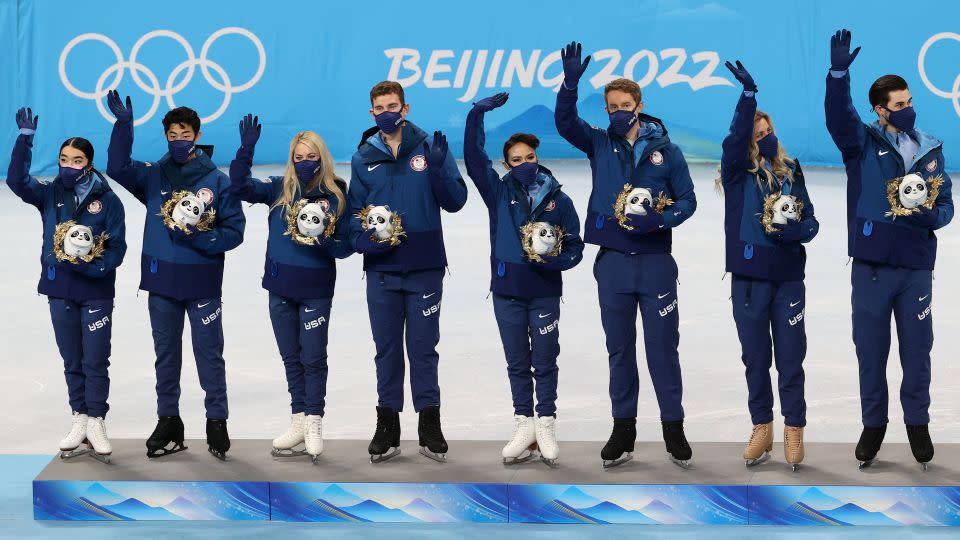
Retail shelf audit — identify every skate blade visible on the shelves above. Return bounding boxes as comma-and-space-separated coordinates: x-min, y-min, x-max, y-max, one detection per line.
88, 452, 112, 465
311, 453, 323, 465
59, 447, 90, 460
208, 447, 228, 462
271, 445, 308, 458
745, 452, 772, 467
920, 462, 930, 472
369, 447, 401, 464
602, 453, 633, 469
669, 454, 693, 470
419, 447, 447, 463
146, 442, 188, 459
540, 456, 560, 469
858, 458, 877, 470
502, 450, 538, 466
790, 463, 801, 472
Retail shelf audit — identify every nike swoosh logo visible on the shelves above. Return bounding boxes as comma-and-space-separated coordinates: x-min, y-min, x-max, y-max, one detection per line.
423, 292, 436, 299
613, 148, 619, 153
304, 307, 316, 313
919, 295, 929, 302
197, 302, 211, 308
673, 211, 681, 216
57, 203, 64, 207
789, 301, 801, 307
657, 293, 670, 299
510, 200, 518, 205
88, 308, 102, 314
367, 164, 381, 172
538, 313, 553, 319
658, 225, 665, 229
878, 150, 889, 156
160, 191, 169, 195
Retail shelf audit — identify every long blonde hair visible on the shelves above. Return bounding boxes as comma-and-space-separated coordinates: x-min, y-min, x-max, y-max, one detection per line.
715, 110, 795, 195
270, 131, 345, 218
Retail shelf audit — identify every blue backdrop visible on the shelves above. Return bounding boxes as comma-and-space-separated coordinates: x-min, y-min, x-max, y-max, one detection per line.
1, 0, 958, 177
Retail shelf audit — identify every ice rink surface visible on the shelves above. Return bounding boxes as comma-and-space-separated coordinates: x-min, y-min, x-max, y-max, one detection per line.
1, 161, 958, 454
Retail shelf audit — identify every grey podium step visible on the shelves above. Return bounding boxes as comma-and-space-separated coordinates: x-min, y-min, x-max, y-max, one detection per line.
35, 439, 960, 487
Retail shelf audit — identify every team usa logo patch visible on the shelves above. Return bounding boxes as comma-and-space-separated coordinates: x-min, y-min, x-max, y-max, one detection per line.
86, 200, 102, 214
545, 200, 556, 212
927, 159, 938, 172
650, 150, 664, 166
196, 187, 215, 205
410, 154, 427, 172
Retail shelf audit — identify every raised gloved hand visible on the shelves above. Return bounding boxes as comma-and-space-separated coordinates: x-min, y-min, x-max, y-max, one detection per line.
724, 60, 757, 93
473, 92, 509, 113
424, 131, 448, 170
355, 230, 395, 255
239, 113, 261, 149
770, 219, 804, 243
561, 41, 591, 86
624, 202, 665, 235
16, 107, 38, 135
904, 205, 939, 229
106, 90, 133, 124
830, 29, 861, 71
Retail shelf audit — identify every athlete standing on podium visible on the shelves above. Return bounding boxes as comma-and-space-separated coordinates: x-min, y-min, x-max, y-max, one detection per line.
347, 81, 468, 463
824, 30, 953, 470
554, 42, 697, 469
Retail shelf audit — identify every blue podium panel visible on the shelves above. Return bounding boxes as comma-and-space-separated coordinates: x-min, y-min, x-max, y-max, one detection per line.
508, 484, 749, 524
270, 482, 509, 523
749, 486, 960, 526
33, 479, 270, 521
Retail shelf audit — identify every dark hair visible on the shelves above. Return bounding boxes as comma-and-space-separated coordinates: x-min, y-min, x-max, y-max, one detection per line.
60, 137, 94, 165
503, 133, 540, 162
162, 107, 201, 133
869, 75, 909, 109
369, 80, 405, 106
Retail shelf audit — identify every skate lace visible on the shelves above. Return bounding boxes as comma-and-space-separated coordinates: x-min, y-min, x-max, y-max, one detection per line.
749, 424, 768, 447
785, 428, 801, 452
307, 418, 322, 437
89, 418, 107, 439
510, 418, 531, 445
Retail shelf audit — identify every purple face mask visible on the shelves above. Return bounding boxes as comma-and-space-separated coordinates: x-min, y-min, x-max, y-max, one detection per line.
168, 140, 195, 163
59, 166, 88, 189
608, 110, 638, 137
375, 111, 403, 134
295, 159, 321, 182
510, 161, 539, 186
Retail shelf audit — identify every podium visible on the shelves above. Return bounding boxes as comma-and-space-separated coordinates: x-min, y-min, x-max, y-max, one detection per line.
33, 440, 960, 526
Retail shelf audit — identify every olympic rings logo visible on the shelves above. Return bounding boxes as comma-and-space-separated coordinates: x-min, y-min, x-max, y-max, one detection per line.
918, 32, 960, 119
59, 28, 266, 126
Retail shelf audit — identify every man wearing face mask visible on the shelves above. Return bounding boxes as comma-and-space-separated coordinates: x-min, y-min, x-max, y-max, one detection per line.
464, 92, 584, 467
825, 29, 953, 470
347, 80, 467, 464
554, 41, 697, 469
105, 90, 246, 462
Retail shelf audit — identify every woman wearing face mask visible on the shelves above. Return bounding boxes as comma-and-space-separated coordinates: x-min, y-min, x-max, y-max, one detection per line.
464, 93, 584, 468
718, 62, 819, 471
6, 108, 127, 464
229, 116, 352, 464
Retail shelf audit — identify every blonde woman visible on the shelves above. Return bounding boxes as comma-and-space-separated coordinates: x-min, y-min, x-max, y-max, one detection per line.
719, 61, 819, 471
228, 115, 352, 463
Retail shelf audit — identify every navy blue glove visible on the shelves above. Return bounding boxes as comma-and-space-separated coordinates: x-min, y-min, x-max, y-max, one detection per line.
62, 259, 92, 274
239, 113, 261, 149
624, 203, 665, 235
473, 92, 509, 113
770, 219, 804, 243
106, 90, 133, 124
168, 224, 201, 245
355, 230, 394, 255
561, 41, 591, 86
425, 131, 448, 169
830, 29, 861, 71
16, 107, 38, 135
905, 205, 938, 229
724, 60, 757, 93
535, 255, 564, 271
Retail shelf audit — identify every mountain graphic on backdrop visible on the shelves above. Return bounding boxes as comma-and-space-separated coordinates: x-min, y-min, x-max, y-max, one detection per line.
81, 483, 126, 506
555, 486, 603, 508
797, 487, 844, 510
883, 501, 939, 526
820, 502, 902, 526
578, 500, 658, 524
319, 484, 363, 507
102, 498, 182, 520
400, 498, 457, 522
164, 496, 221, 520
640, 499, 687, 524
340, 499, 420, 522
